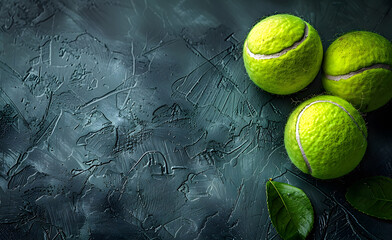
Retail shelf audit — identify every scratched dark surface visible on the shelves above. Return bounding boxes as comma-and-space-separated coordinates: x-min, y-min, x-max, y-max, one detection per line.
1, 0, 392, 239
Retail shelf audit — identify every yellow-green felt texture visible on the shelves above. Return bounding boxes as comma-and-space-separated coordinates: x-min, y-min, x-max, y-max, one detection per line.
284, 95, 367, 179
246, 14, 305, 55
323, 69, 392, 112
323, 31, 392, 76
243, 14, 323, 95
322, 31, 392, 112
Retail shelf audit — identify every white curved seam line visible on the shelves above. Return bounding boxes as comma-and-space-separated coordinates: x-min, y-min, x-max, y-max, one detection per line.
296, 100, 366, 174
325, 64, 392, 81
295, 103, 314, 174
246, 23, 309, 60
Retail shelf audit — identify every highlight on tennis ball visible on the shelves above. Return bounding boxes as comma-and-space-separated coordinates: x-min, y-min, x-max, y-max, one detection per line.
243, 14, 323, 95
322, 31, 392, 112
284, 95, 367, 179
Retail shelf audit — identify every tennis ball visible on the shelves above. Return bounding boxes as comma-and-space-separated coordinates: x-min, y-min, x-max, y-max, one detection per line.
322, 31, 392, 112
243, 14, 323, 95
284, 95, 367, 179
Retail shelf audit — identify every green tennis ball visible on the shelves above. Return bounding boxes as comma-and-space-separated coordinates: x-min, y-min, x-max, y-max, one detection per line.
284, 95, 367, 179
322, 31, 392, 112
243, 14, 323, 95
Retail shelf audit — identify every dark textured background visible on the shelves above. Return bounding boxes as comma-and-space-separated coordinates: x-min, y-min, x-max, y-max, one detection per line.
1, 0, 392, 239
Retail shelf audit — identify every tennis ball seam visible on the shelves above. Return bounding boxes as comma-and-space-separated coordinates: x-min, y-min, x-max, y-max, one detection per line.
324, 63, 392, 81
295, 100, 367, 174
245, 22, 309, 60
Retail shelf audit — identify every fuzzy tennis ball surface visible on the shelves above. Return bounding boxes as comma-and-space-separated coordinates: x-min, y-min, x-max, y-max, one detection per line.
284, 95, 367, 179
243, 14, 323, 95
322, 31, 392, 112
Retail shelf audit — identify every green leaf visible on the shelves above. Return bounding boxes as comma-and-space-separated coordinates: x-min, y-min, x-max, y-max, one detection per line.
266, 180, 314, 240
346, 176, 392, 220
